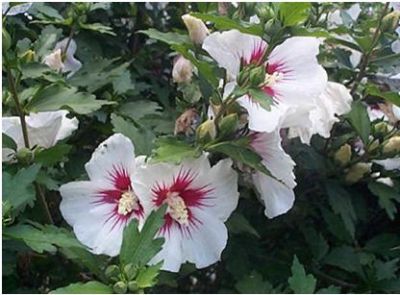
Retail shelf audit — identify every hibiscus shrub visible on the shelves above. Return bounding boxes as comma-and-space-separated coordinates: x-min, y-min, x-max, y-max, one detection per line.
3, 2, 400, 294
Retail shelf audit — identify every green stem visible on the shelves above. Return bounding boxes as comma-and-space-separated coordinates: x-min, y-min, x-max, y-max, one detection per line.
350, 3, 389, 96
6, 67, 30, 148
62, 26, 75, 56
35, 183, 54, 224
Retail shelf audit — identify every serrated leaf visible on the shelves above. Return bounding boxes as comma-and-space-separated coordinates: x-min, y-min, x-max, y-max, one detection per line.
324, 246, 362, 274
152, 137, 201, 164
375, 259, 399, 281
346, 100, 370, 144
34, 25, 63, 58
139, 28, 190, 45
248, 88, 274, 111
288, 255, 317, 294
325, 181, 356, 238
226, 212, 260, 238
366, 84, 400, 107
317, 285, 342, 294
3, 223, 84, 254
302, 227, 329, 261
279, 3, 311, 27
235, 271, 273, 293
119, 100, 162, 121
368, 182, 400, 220
120, 205, 166, 267
3, 164, 41, 214
51, 281, 112, 294
136, 262, 163, 289
79, 22, 115, 36
21, 63, 52, 80
112, 71, 135, 94
35, 144, 72, 166
111, 114, 155, 156
26, 84, 115, 114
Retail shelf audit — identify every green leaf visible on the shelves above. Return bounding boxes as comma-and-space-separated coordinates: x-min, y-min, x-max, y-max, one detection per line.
111, 114, 155, 156
51, 281, 112, 294
317, 286, 342, 294
3, 223, 84, 254
374, 259, 399, 281
324, 246, 362, 274
325, 181, 356, 238
139, 28, 190, 45
120, 205, 166, 267
21, 63, 51, 80
3, 164, 41, 214
112, 71, 135, 94
2, 133, 17, 150
152, 137, 201, 164
35, 144, 72, 166
235, 271, 273, 293
33, 25, 63, 58
366, 84, 400, 107
368, 182, 400, 220
248, 88, 274, 111
302, 227, 329, 261
288, 255, 317, 294
191, 13, 263, 36
136, 262, 163, 289
206, 139, 271, 176
79, 22, 116, 36
364, 234, 400, 256
279, 3, 311, 27
119, 100, 162, 121
26, 84, 115, 114
291, 27, 331, 38
226, 212, 260, 238
346, 100, 371, 145
30, 3, 64, 20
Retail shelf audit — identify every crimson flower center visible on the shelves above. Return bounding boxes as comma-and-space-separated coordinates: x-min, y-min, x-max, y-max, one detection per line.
165, 191, 189, 226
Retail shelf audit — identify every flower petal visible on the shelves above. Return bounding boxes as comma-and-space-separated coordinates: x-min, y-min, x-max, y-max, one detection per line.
203, 30, 267, 78
252, 172, 295, 218
85, 134, 136, 185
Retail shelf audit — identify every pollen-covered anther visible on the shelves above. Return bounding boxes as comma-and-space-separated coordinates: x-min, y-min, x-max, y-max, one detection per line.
261, 71, 283, 87
118, 191, 139, 215
165, 192, 189, 226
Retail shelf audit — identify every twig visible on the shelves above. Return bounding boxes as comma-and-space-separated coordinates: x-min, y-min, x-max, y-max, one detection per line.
312, 266, 357, 289
350, 3, 389, 96
35, 183, 54, 224
62, 26, 75, 56
6, 67, 30, 148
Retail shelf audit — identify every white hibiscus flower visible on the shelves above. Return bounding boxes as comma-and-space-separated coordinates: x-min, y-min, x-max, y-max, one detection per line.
2, 110, 78, 162
288, 82, 353, 144
391, 27, 400, 54
2, 2, 32, 16
43, 38, 82, 77
135, 154, 239, 272
203, 30, 327, 133
250, 131, 297, 218
59, 134, 147, 256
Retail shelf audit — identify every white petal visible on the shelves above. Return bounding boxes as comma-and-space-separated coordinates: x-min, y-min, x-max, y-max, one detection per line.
393, 104, 400, 121
4, 2, 32, 16
203, 30, 267, 78
373, 158, 400, 171
2, 117, 24, 149
150, 226, 183, 272
268, 37, 327, 106
392, 40, 400, 54
55, 38, 82, 76
252, 172, 295, 218
201, 158, 239, 221
85, 134, 136, 185
181, 208, 228, 269
59, 180, 126, 256
54, 110, 79, 142
251, 131, 296, 188
346, 4, 361, 21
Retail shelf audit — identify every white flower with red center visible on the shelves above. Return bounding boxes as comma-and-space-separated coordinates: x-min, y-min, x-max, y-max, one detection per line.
250, 131, 297, 218
288, 82, 353, 144
2, 110, 78, 162
135, 155, 239, 272
59, 134, 146, 256
203, 30, 328, 133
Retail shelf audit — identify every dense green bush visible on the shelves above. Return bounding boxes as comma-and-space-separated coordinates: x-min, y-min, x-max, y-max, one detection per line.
2, 2, 400, 294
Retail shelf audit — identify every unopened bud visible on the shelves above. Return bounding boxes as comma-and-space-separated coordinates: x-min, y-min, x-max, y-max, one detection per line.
113, 281, 127, 294
218, 113, 238, 138
172, 55, 193, 83
182, 14, 209, 45
345, 162, 371, 184
196, 119, 217, 144
16, 147, 34, 164
334, 143, 352, 166
43, 49, 64, 71
123, 263, 138, 281
383, 136, 400, 154
368, 139, 380, 153
20, 50, 35, 63
127, 281, 139, 292
374, 122, 389, 134
382, 11, 400, 32
249, 66, 266, 86
105, 265, 120, 279
256, 5, 274, 20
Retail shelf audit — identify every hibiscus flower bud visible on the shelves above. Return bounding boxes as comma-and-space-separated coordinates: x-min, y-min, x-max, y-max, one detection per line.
334, 143, 352, 166
105, 265, 120, 280
374, 121, 389, 134
249, 65, 266, 87
113, 281, 127, 294
123, 264, 138, 281
218, 113, 239, 138
182, 14, 209, 45
43, 48, 64, 72
382, 11, 400, 32
345, 162, 371, 184
174, 108, 200, 136
128, 281, 139, 292
368, 139, 380, 153
20, 50, 35, 63
383, 136, 400, 154
16, 147, 34, 164
172, 55, 193, 83
196, 119, 217, 144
